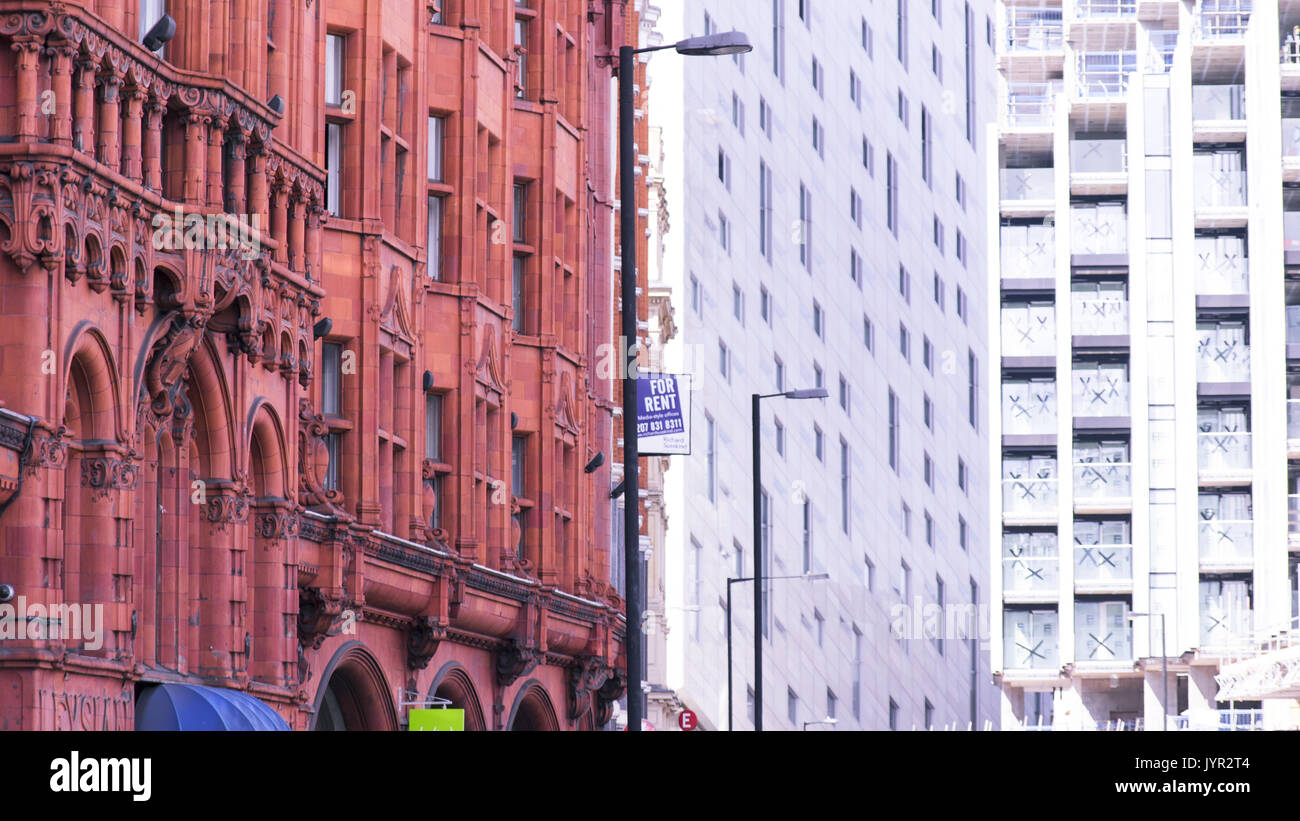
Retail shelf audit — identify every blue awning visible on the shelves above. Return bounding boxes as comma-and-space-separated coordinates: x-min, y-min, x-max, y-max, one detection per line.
135, 683, 291, 731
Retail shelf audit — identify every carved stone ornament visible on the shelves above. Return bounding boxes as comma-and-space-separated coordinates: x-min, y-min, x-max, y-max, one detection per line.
569, 655, 613, 723
495, 640, 540, 688
407, 616, 447, 671
79, 455, 139, 501
298, 586, 343, 650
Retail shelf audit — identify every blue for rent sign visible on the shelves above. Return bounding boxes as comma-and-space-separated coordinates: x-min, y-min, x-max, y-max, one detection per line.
636, 373, 692, 456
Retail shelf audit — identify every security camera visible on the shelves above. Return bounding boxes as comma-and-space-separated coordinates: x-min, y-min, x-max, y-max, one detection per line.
0, 584, 15, 603
142, 15, 177, 53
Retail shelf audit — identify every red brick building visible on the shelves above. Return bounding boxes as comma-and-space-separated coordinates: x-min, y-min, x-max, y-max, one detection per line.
0, 0, 633, 730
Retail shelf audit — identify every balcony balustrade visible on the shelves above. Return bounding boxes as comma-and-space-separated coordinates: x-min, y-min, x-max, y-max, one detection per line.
1194, 235, 1248, 295
0, 5, 325, 348
1074, 462, 1132, 502
1075, 0, 1137, 19
1000, 222, 1055, 279
1074, 544, 1133, 587
1193, 0, 1251, 40
1071, 202, 1128, 255
1004, 85, 1058, 128
1196, 325, 1250, 383
1076, 52, 1136, 98
1003, 476, 1060, 519
1072, 296, 1128, 336
1002, 380, 1058, 436
1197, 431, 1251, 476
1199, 520, 1254, 566
1001, 304, 1056, 358
1006, 12, 1064, 52
1002, 168, 1055, 201
1072, 364, 1130, 417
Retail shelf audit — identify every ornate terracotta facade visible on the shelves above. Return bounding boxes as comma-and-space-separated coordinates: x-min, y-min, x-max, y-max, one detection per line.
0, 0, 630, 730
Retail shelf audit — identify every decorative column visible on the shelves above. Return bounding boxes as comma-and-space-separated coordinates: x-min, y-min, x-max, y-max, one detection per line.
304, 204, 326, 283
143, 98, 166, 193
288, 194, 305, 273
224, 131, 247, 215
206, 120, 225, 210
12, 36, 44, 142
96, 69, 124, 172
183, 112, 210, 206
247, 143, 269, 227
73, 55, 97, 154
120, 85, 146, 183
47, 40, 77, 146
270, 182, 290, 265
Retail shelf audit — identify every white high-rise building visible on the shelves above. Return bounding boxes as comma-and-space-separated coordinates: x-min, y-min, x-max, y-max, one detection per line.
989, 0, 1300, 730
652, 0, 999, 731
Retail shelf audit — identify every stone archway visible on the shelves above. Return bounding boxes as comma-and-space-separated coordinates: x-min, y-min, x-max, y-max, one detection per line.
507, 680, 561, 731
311, 642, 399, 731
428, 662, 487, 731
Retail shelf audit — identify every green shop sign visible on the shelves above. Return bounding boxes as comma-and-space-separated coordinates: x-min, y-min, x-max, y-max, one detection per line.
409, 708, 465, 731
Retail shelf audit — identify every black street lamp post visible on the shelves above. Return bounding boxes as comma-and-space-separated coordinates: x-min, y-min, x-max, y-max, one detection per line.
618, 29, 751, 731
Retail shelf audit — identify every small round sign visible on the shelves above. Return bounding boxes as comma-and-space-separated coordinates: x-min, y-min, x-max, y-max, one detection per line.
677, 710, 698, 731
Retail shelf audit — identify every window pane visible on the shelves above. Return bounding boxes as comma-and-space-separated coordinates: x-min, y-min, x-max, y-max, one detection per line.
427, 115, 444, 181
326, 123, 342, 216
325, 34, 345, 105
427, 195, 443, 279
425, 393, 442, 460
321, 343, 342, 415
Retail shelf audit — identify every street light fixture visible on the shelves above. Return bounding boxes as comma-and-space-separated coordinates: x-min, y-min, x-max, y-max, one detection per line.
619, 28, 752, 732
726, 573, 829, 731
1128, 611, 1169, 731
751, 387, 829, 732
803, 717, 838, 731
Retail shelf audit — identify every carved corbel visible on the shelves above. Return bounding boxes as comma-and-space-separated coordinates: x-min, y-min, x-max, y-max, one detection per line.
568, 655, 613, 723
407, 616, 447, 671
495, 639, 540, 688
298, 586, 344, 650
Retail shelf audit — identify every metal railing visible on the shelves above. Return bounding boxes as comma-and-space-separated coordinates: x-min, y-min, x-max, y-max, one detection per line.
1218, 615, 1300, 666
1006, 15, 1064, 52
1004, 85, 1057, 127
1003, 477, 1060, 516
1197, 431, 1252, 474
1074, 462, 1132, 500
1194, 1, 1251, 40
1284, 32, 1300, 65
1075, 545, 1133, 585
1198, 520, 1254, 563
1072, 298, 1128, 335
1076, 53, 1137, 98
1075, 0, 1136, 19
1174, 709, 1265, 731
